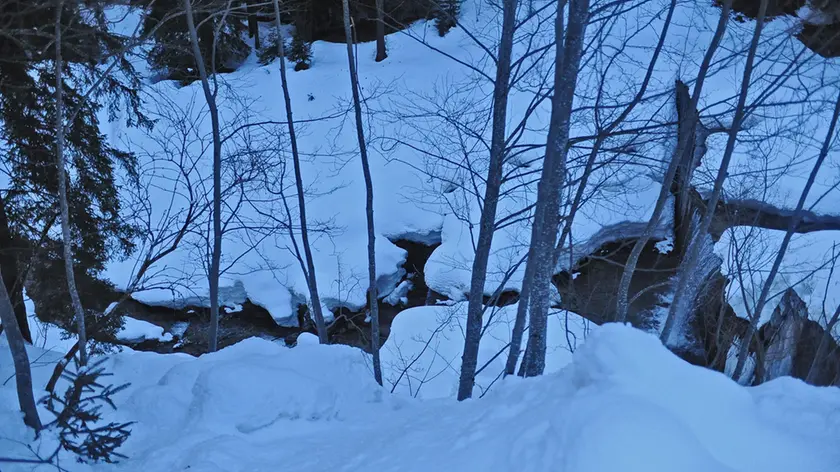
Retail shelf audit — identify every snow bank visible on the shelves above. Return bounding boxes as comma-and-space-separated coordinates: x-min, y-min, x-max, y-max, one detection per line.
3, 321, 840, 471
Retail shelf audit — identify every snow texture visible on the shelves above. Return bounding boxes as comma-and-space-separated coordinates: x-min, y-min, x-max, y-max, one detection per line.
116, 317, 174, 343
97, 1, 669, 325
3, 323, 840, 471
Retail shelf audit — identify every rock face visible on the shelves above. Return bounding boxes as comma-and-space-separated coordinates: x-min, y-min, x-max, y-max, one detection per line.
756, 288, 840, 386
554, 238, 680, 331
760, 288, 808, 382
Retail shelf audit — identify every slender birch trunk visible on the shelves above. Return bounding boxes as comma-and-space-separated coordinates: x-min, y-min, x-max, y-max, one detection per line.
519, 0, 589, 377
342, 0, 383, 385
54, 0, 88, 365
183, 0, 223, 352
0, 266, 42, 430
457, 0, 517, 400
272, 0, 329, 343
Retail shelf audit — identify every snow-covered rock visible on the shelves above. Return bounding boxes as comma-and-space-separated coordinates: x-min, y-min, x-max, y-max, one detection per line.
117, 317, 174, 343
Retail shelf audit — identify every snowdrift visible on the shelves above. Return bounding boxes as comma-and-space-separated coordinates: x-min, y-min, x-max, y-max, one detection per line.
3, 323, 840, 471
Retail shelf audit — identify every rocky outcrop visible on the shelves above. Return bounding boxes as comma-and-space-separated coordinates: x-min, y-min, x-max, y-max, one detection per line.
756, 288, 840, 386
759, 288, 808, 382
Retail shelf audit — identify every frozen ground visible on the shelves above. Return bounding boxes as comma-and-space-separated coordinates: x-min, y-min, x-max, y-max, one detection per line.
2, 324, 840, 471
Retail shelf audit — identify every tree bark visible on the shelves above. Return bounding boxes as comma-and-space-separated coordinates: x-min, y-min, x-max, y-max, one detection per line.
273, 0, 329, 344
0, 265, 42, 430
342, 0, 383, 385
54, 0, 88, 365
184, 0, 223, 352
615, 0, 733, 325
375, 0, 387, 62
0, 193, 30, 343
456, 0, 517, 401
519, 0, 589, 378
671, 80, 698, 258
731, 84, 840, 380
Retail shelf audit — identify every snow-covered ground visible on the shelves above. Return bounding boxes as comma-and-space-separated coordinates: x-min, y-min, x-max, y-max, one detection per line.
2, 324, 839, 471
5, 0, 840, 467
100, 0, 673, 325
381, 303, 594, 398
93, 0, 840, 337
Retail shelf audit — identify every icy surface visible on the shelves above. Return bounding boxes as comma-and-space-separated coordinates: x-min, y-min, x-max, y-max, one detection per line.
3, 324, 840, 471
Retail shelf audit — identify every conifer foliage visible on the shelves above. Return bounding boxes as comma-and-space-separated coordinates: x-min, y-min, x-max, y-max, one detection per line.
43, 359, 133, 463
142, 0, 249, 84
0, 0, 146, 339
435, 0, 460, 36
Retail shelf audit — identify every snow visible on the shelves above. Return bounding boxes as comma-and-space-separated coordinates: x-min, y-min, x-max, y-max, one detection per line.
5, 1, 840, 467
95, 0, 840, 333
381, 302, 593, 399
116, 317, 174, 343
1, 290, 79, 354
3, 323, 840, 471
98, 0, 670, 324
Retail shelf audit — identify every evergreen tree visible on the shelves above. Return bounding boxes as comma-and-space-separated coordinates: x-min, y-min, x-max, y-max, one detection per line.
435, 0, 460, 36
287, 30, 313, 71
143, 0, 249, 84
0, 0, 147, 340
258, 28, 312, 71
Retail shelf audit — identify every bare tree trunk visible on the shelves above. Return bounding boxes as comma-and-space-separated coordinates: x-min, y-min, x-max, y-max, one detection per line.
375, 0, 387, 62
615, 0, 732, 324
54, 0, 88, 366
807, 305, 840, 384
730, 85, 840, 380
273, 0, 329, 344
662, 0, 767, 359
519, 0, 589, 378
342, 0, 383, 385
0, 265, 42, 430
184, 0, 223, 352
246, 0, 260, 50
502, 0, 681, 374
0, 193, 30, 343
456, 0, 517, 401
505, 258, 533, 376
